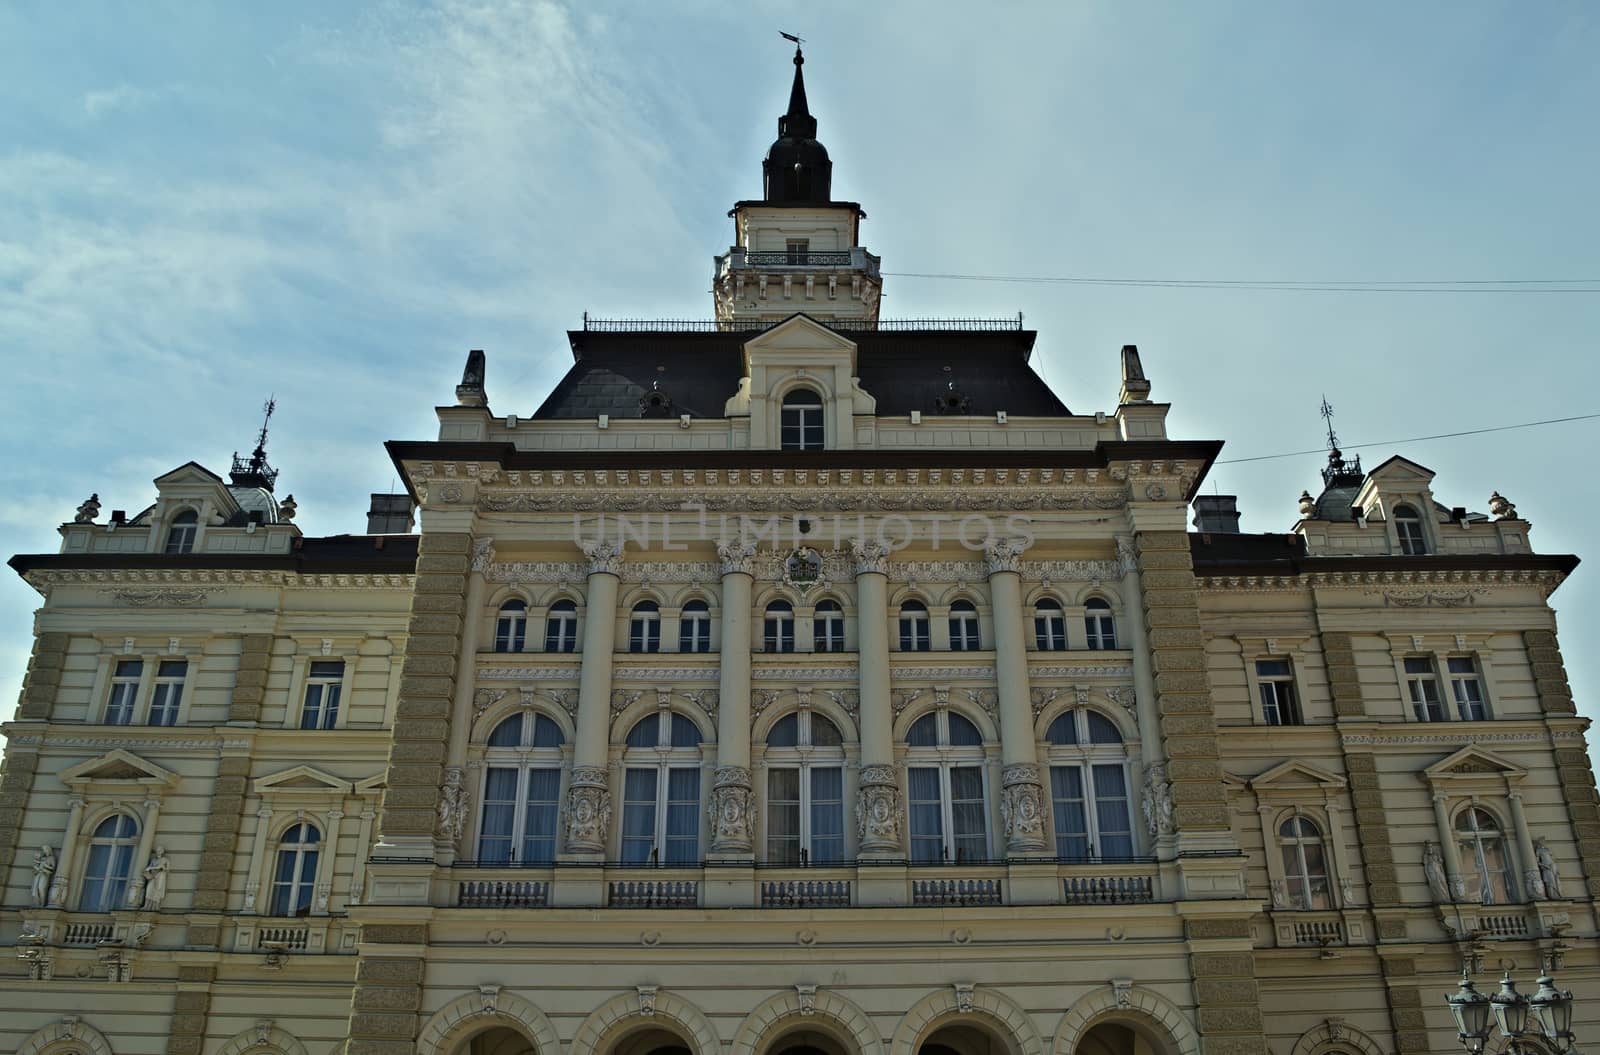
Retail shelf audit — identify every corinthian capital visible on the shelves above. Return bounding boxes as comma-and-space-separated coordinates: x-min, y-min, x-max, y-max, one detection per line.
578, 538, 624, 576
849, 537, 889, 576
716, 536, 757, 576
983, 536, 1028, 575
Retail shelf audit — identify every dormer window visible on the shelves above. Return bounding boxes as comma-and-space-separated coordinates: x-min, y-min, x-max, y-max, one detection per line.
1393, 504, 1428, 555
164, 510, 198, 554
781, 388, 824, 451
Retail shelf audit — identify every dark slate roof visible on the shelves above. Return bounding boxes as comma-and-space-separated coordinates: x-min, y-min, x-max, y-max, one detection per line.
535, 328, 1069, 420
1188, 530, 1578, 580
1313, 483, 1361, 521
9, 534, 418, 579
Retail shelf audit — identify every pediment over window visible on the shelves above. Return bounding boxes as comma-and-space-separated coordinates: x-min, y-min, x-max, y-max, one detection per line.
153, 462, 238, 514
354, 773, 387, 797
1248, 759, 1348, 791
1422, 746, 1527, 784
253, 765, 352, 797
741, 312, 859, 361
60, 749, 180, 789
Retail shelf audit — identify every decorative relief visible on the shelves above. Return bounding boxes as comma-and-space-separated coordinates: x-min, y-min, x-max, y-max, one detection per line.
983, 537, 1028, 575
1197, 568, 1559, 592
795, 984, 818, 1015
1142, 764, 1174, 837
1115, 536, 1137, 576
636, 985, 658, 1016
470, 538, 496, 574
1029, 687, 1061, 719
962, 688, 998, 722
478, 668, 581, 682
34, 569, 412, 590
780, 547, 828, 594
856, 764, 903, 851
563, 766, 611, 853
609, 690, 644, 724
716, 536, 757, 576
757, 666, 858, 682
1029, 664, 1135, 679
1375, 590, 1479, 608
709, 766, 754, 852
1341, 730, 1581, 747
751, 689, 781, 718
1103, 686, 1138, 718
679, 689, 719, 721
107, 588, 214, 607
579, 538, 624, 576
953, 983, 976, 1015
824, 689, 860, 721
849, 537, 890, 576
891, 689, 923, 718
473, 689, 509, 722
892, 666, 995, 681
1000, 764, 1046, 849
479, 488, 1128, 515
437, 768, 468, 846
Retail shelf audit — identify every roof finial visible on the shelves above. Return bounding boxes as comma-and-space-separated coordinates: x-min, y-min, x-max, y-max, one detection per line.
1319, 394, 1340, 455
230, 396, 281, 491
1318, 394, 1363, 488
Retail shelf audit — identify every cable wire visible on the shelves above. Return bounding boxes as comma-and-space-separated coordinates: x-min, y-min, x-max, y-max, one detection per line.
883, 271, 1600, 294
1216, 412, 1600, 466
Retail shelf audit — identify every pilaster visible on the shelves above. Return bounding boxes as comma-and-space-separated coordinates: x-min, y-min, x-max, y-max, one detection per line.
1182, 914, 1268, 1055
166, 965, 215, 1055
0, 745, 40, 890
228, 633, 274, 723
1321, 629, 1403, 908
347, 926, 428, 1055
1526, 629, 1600, 897
190, 752, 251, 922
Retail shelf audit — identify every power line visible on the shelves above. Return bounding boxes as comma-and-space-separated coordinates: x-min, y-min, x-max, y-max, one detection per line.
1216, 412, 1600, 466
883, 271, 1600, 294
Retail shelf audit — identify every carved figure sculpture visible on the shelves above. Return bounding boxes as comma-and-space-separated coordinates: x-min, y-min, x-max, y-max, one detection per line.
141, 846, 169, 911
74, 494, 100, 524
31, 845, 55, 908
1142, 764, 1173, 837
1537, 839, 1564, 899
1423, 841, 1451, 903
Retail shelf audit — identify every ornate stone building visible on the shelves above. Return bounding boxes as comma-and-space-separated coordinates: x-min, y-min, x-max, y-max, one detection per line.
3, 44, 1597, 1055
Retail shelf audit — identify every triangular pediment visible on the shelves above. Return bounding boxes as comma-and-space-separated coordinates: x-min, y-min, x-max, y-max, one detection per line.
1366, 455, 1435, 483
154, 461, 228, 488
60, 749, 180, 788
354, 772, 388, 795
253, 765, 352, 796
1249, 759, 1347, 790
742, 313, 859, 360
1422, 746, 1527, 782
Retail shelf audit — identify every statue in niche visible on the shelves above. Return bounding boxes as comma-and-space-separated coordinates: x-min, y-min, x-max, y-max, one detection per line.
31, 845, 55, 908
1536, 839, 1563, 899
1423, 841, 1450, 903
141, 846, 170, 911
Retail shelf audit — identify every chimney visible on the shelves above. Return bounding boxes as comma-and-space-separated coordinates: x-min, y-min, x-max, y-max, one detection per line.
1192, 495, 1241, 534
367, 493, 417, 534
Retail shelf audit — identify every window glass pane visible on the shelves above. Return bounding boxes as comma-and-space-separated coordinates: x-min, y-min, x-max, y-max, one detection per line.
488, 715, 523, 747
477, 767, 519, 863
1046, 712, 1078, 745
767, 768, 801, 864
810, 767, 845, 864
907, 713, 938, 747
767, 713, 799, 747
1092, 765, 1133, 858
949, 766, 987, 861
907, 767, 944, 862
669, 713, 702, 747
1256, 660, 1291, 677
621, 769, 659, 864
1404, 657, 1433, 674
947, 713, 982, 746
810, 715, 843, 747
531, 715, 564, 748
625, 715, 659, 748
664, 767, 700, 864
1086, 711, 1122, 743
522, 768, 561, 864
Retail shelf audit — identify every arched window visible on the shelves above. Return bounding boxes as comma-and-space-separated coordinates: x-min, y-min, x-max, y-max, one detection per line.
764, 601, 795, 653
1084, 598, 1117, 650
621, 712, 704, 865
899, 601, 931, 651
270, 822, 321, 917
904, 710, 987, 863
1456, 807, 1516, 905
629, 601, 661, 654
813, 599, 845, 653
494, 600, 528, 652
765, 711, 846, 864
781, 388, 825, 451
478, 712, 566, 864
1278, 814, 1331, 909
1034, 599, 1066, 651
948, 600, 980, 651
544, 600, 578, 653
164, 510, 199, 554
1394, 504, 1428, 555
679, 600, 711, 653
80, 814, 139, 912
1045, 709, 1133, 861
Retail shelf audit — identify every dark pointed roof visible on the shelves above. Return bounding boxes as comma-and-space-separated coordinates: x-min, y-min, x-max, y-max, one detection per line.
763, 47, 832, 204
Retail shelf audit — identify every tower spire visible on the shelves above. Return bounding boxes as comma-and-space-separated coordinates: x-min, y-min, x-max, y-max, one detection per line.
763, 34, 830, 203
1318, 394, 1363, 488
230, 396, 280, 491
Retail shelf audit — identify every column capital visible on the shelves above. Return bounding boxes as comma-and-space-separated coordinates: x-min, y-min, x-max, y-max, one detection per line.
579, 538, 624, 577
716, 536, 757, 576
849, 537, 890, 576
982, 536, 1028, 576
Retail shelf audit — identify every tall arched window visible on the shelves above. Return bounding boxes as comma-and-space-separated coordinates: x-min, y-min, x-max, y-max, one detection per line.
765, 711, 846, 864
1084, 598, 1117, 650
764, 601, 795, 653
781, 388, 825, 451
621, 712, 704, 865
813, 600, 845, 653
899, 601, 931, 651
629, 601, 661, 654
679, 600, 711, 653
478, 712, 566, 864
1045, 709, 1133, 861
1393, 504, 1428, 555
905, 711, 988, 863
1034, 599, 1066, 651
80, 814, 140, 912
544, 600, 578, 653
1278, 814, 1331, 909
1456, 807, 1516, 905
948, 600, 980, 651
494, 600, 528, 652
270, 822, 321, 917
164, 510, 199, 554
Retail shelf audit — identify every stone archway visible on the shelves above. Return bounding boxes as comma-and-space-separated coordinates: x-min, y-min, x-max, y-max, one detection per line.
214, 1023, 310, 1055
17, 1018, 115, 1055
730, 989, 883, 1055
570, 988, 721, 1055
890, 987, 1043, 1055
1287, 1020, 1386, 1055
1051, 986, 1198, 1055
417, 988, 562, 1055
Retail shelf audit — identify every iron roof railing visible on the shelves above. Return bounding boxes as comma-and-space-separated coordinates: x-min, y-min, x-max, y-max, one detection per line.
579, 314, 1025, 333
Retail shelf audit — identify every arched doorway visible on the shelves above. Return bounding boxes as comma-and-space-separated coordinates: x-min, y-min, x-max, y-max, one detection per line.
611, 1025, 694, 1055
918, 1024, 1010, 1055
457, 1027, 539, 1055
765, 1027, 853, 1055
1074, 1023, 1167, 1055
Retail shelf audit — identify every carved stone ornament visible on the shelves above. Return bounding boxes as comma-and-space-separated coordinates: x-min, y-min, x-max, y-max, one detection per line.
983, 536, 1028, 576
478, 985, 501, 1015
709, 766, 755, 852
1029, 687, 1061, 720
563, 766, 612, 853
716, 536, 757, 576
1536, 838, 1563, 899
470, 538, 496, 574
254, 1020, 275, 1046
1423, 841, 1450, 903
953, 983, 976, 1014
824, 689, 859, 721
637, 985, 658, 1016
680, 689, 719, 722
1142, 764, 1174, 837
1112, 979, 1133, 1009
856, 765, 903, 851
1114, 535, 1137, 576
437, 768, 468, 846
109, 588, 214, 607
795, 984, 818, 1015
849, 537, 890, 576
30, 845, 55, 908
1000, 765, 1047, 850
1103, 686, 1138, 718
781, 546, 827, 593
74, 493, 100, 524
579, 538, 624, 576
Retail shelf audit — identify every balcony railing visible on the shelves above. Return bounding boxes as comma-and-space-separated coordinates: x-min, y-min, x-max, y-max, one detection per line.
1063, 873, 1155, 905
459, 878, 550, 909
61, 922, 115, 946
743, 251, 854, 267
256, 926, 310, 950
580, 315, 1023, 334
912, 877, 1004, 906
608, 878, 700, 908
760, 877, 852, 908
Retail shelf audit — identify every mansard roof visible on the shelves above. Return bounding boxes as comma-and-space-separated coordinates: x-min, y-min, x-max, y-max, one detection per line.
1187, 530, 1578, 579
539, 324, 1066, 420
9, 533, 418, 578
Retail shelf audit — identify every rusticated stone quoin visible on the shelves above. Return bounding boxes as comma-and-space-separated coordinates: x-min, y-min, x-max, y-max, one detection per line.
17, 631, 69, 720
167, 965, 214, 1055
1322, 629, 1404, 906
189, 755, 253, 918
1524, 630, 1576, 715
1187, 933, 1268, 1055
228, 634, 274, 722
1136, 531, 1227, 831
1381, 957, 1429, 1055
0, 747, 40, 884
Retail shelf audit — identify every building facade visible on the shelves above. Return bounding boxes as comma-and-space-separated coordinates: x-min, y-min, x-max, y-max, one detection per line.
4, 45, 1599, 1055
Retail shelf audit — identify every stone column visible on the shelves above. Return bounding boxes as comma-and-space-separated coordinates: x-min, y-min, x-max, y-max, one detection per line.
985, 537, 1047, 855
1323, 800, 1356, 907
851, 538, 902, 855
123, 798, 163, 908
1506, 788, 1545, 900
1431, 791, 1467, 900
445, 540, 494, 770
47, 795, 86, 907
565, 538, 622, 856
315, 808, 345, 913
243, 806, 273, 912
1116, 536, 1163, 773
710, 538, 756, 854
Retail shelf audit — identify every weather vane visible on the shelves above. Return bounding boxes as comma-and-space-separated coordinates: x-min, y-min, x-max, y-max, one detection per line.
780, 31, 804, 49
1319, 394, 1339, 453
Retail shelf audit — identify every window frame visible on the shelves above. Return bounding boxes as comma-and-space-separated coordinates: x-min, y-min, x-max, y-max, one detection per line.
1392, 503, 1429, 555
1034, 599, 1067, 651
268, 821, 323, 918
619, 710, 705, 865
898, 600, 931, 652
780, 388, 825, 452
1043, 707, 1135, 861
1447, 656, 1489, 721
163, 509, 199, 555
145, 658, 187, 727
1454, 805, 1517, 905
104, 658, 145, 725
475, 711, 568, 865
948, 601, 981, 652
762, 710, 847, 865
543, 599, 579, 653
629, 601, 662, 654
1277, 812, 1333, 910
1083, 598, 1118, 650
300, 659, 347, 730
903, 709, 990, 864
1404, 656, 1448, 722
813, 599, 845, 653
679, 599, 712, 653
1255, 658, 1303, 726
494, 600, 529, 653
79, 812, 141, 913
764, 601, 796, 653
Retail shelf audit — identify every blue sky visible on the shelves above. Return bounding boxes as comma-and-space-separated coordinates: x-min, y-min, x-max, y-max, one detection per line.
3, 2, 1599, 748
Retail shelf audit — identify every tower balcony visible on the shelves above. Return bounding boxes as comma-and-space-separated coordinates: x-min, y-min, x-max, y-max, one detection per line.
715, 246, 881, 281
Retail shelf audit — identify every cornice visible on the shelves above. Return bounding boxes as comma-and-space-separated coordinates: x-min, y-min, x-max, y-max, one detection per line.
1195, 567, 1565, 593
484, 556, 1121, 586
20, 567, 415, 592
1340, 728, 1584, 747
3, 731, 254, 751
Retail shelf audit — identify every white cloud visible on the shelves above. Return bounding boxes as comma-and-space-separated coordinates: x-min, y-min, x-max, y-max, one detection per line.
82, 82, 185, 120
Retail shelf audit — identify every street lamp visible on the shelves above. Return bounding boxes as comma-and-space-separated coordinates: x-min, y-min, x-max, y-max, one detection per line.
1449, 965, 1578, 1055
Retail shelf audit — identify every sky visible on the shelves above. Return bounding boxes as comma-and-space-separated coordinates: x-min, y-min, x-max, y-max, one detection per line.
2, 2, 1599, 751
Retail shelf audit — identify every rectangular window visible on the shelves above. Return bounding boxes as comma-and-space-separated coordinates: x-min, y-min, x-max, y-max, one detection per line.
522, 768, 561, 865
1050, 766, 1089, 860
663, 767, 700, 864
948, 766, 987, 863
147, 660, 187, 726
1092, 765, 1134, 859
477, 767, 519, 863
907, 766, 944, 863
809, 766, 845, 864
1256, 660, 1302, 725
621, 768, 659, 865
621, 767, 699, 865
106, 659, 142, 725
786, 239, 809, 265
301, 660, 345, 730
767, 768, 802, 865
1405, 657, 1447, 721
1448, 657, 1488, 720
